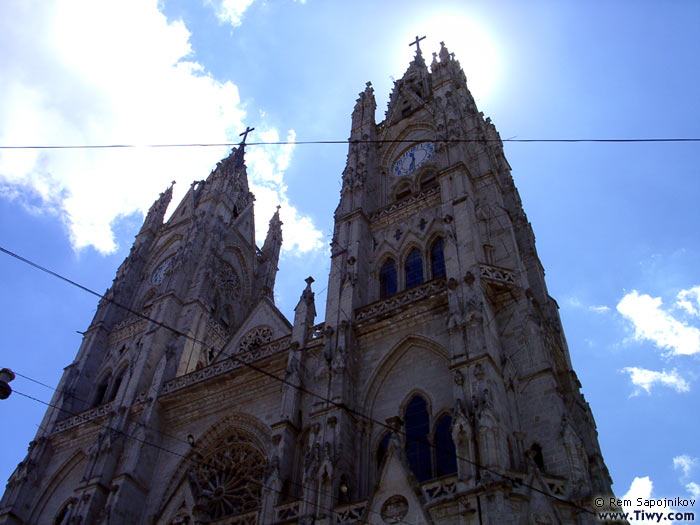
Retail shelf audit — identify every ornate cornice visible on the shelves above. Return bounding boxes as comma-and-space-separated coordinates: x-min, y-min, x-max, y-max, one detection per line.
54, 402, 113, 433
370, 186, 440, 231
479, 263, 517, 287
355, 277, 446, 323
160, 335, 291, 396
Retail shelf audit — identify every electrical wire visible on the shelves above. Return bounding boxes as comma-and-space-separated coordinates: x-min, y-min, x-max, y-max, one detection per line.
0, 137, 698, 149
0, 244, 597, 517
12, 389, 415, 525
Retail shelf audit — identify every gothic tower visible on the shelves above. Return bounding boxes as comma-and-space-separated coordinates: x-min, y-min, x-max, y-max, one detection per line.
1, 41, 616, 524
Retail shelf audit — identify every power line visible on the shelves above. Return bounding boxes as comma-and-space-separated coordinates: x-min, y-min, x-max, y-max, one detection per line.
0, 137, 698, 149
12, 389, 413, 525
0, 244, 597, 517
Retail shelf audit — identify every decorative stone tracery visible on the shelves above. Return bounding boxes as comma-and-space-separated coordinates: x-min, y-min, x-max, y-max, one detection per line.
189, 431, 266, 521
217, 264, 242, 299
239, 326, 273, 354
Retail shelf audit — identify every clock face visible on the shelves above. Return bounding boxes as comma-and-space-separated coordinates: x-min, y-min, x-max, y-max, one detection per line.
393, 142, 435, 177
151, 258, 172, 285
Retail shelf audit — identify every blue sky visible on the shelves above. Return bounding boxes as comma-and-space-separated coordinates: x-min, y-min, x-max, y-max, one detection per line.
1, 1, 699, 520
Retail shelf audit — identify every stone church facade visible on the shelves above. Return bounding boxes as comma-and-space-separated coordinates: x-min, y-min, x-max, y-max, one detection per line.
1, 42, 616, 524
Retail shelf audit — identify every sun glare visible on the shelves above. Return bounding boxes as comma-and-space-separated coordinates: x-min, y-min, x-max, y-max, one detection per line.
393, 12, 503, 105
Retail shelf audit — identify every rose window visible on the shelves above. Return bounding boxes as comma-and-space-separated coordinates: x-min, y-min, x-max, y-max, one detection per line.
193, 432, 265, 520
217, 265, 241, 299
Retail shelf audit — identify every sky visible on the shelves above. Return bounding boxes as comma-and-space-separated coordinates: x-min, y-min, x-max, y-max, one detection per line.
1, 1, 699, 521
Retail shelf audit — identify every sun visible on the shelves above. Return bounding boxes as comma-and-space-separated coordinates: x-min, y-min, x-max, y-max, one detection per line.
393, 10, 503, 106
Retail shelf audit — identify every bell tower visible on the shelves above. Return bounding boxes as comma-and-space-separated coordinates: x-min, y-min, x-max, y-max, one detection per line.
301, 39, 615, 523
0, 133, 286, 524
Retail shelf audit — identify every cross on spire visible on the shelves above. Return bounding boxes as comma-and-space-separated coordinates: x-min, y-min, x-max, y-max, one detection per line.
409, 35, 426, 54
239, 126, 255, 146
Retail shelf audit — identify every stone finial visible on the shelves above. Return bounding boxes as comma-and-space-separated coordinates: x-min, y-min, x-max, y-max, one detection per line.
439, 41, 451, 63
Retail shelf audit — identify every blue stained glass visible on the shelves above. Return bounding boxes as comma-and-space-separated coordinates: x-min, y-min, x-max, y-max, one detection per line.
405, 249, 424, 289
380, 259, 397, 298
430, 238, 446, 279
405, 396, 431, 482
434, 415, 457, 477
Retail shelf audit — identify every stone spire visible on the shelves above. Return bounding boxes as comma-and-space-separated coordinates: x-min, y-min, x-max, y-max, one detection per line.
260, 206, 283, 297
140, 181, 174, 234
292, 276, 316, 347
351, 81, 376, 132
262, 205, 282, 255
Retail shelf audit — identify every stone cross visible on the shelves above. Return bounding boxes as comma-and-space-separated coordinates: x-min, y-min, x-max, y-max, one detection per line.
409, 35, 426, 53
239, 126, 255, 145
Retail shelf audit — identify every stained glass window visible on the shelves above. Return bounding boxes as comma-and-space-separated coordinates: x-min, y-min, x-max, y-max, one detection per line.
405, 396, 431, 482
192, 432, 265, 520
405, 249, 424, 289
434, 415, 457, 477
380, 259, 397, 299
430, 238, 446, 279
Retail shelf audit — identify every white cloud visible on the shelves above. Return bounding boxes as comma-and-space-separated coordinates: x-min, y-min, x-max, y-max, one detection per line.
621, 476, 654, 524
246, 128, 323, 254
620, 476, 692, 524
674, 455, 698, 480
621, 367, 690, 395
210, 0, 256, 26
687, 482, 700, 499
589, 305, 610, 313
617, 291, 700, 356
0, 0, 322, 255
677, 286, 700, 317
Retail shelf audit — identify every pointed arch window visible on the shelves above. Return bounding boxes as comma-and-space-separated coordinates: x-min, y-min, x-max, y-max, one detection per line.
434, 415, 457, 477
379, 259, 397, 299
404, 249, 424, 289
430, 238, 446, 279
377, 431, 392, 469
106, 368, 126, 403
405, 395, 431, 482
93, 372, 111, 407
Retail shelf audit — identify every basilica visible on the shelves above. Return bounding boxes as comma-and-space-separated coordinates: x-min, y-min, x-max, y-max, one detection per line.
0, 41, 616, 524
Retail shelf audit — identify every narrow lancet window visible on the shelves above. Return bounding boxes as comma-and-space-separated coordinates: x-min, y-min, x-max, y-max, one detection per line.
430, 238, 446, 279
405, 248, 424, 289
93, 373, 111, 407
379, 259, 397, 299
434, 415, 457, 477
405, 395, 431, 482
377, 432, 392, 469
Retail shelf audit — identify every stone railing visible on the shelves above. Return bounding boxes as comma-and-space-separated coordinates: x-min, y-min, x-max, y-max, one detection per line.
161, 335, 291, 396
275, 500, 300, 522
479, 263, 517, 287
333, 501, 367, 523
54, 401, 113, 433
370, 186, 440, 224
109, 315, 148, 345
422, 475, 458, 504
355, 277, 446, 323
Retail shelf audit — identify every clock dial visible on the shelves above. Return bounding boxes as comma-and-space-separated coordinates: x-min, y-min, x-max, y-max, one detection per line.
151, 258, 172, 285
393, 142, 435, 176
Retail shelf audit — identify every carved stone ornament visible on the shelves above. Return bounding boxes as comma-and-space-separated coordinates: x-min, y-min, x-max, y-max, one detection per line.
380, 495, 409, 524
217, 264, 241, 299
192, 431, 266, 520
239, 326, 273, 354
